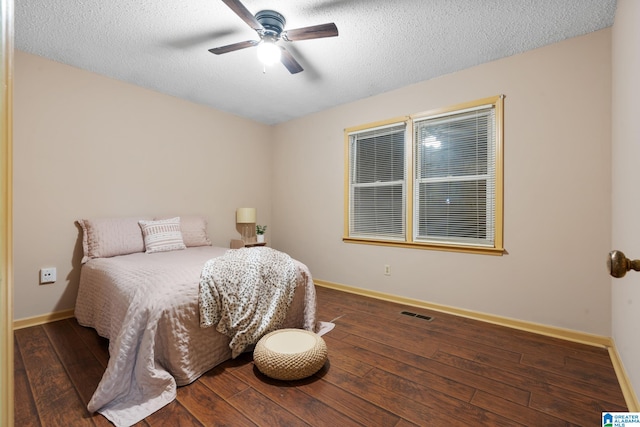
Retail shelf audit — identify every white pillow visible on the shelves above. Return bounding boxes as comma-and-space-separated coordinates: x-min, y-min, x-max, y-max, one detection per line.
139, 217, 186, 254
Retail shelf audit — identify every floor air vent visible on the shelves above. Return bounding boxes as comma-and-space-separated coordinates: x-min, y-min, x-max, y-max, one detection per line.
401, 311, 434, 321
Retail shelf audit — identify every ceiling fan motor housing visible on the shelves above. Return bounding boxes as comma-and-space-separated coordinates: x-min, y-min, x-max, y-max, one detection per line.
256, 10, 286, 37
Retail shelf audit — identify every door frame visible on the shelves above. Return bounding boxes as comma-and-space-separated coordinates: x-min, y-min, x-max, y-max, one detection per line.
1, 0, 14, 424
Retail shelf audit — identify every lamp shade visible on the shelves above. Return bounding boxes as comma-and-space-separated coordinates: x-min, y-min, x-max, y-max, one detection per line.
236, 208, 256, 223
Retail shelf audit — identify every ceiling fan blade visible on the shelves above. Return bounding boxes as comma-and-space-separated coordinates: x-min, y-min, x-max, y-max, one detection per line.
282, 23, 338, 42
221, 0, 264, 32
280, 46, 304, 74
208, 39, 259, 55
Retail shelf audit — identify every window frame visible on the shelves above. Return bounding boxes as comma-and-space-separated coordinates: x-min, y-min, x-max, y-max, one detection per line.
343, 95, 504, 255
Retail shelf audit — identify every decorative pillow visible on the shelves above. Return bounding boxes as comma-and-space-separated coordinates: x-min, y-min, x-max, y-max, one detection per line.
154, 215, 212, 247
138, 217, 186, 254
77, 217, 148, 264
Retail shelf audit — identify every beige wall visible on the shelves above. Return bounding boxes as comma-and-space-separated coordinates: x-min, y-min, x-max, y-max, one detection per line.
13, 29, 615, 339
13, 51, 273, 320
612, 0, 640, 396
273, 29, 613, 336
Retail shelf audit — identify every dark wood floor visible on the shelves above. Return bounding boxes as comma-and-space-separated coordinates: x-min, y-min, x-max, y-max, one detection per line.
15, 286, 627, 426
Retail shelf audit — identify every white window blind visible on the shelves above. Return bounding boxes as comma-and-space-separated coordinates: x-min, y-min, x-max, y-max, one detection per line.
413, 106, 496, 246
349, 123, 406, 239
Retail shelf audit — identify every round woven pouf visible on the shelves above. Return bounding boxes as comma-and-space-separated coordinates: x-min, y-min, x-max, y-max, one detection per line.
254, 328, 327, 380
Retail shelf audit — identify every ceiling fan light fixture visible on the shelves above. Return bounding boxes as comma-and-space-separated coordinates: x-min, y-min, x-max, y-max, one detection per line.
211, 1, 338, 74
257, 40, 281, 66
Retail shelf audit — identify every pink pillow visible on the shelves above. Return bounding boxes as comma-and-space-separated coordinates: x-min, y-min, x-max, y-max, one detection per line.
77, 217, 148, 264
154, 215, 212, 247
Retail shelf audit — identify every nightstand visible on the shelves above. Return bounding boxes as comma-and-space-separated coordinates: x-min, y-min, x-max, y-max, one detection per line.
230, 239, 266, 249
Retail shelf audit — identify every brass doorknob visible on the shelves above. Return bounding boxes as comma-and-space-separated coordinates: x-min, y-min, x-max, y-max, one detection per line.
608, 250, 640, 278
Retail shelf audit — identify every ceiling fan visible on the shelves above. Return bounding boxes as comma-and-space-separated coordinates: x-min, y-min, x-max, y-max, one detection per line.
209, 0, 339, 74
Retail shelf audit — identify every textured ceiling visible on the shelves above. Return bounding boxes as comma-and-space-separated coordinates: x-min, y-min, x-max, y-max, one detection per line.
16, 0, 616, 125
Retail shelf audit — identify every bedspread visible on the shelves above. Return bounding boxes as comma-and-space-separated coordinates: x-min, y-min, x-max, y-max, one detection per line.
75, 246, 316, 427
199, 247, 298, 357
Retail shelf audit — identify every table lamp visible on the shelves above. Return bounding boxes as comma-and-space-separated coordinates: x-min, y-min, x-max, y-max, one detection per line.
236, 208, 256, 243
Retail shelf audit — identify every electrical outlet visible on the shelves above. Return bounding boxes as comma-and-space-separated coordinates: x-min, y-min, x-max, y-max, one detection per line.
40, 267, 56, 284
384, 265, 391, 276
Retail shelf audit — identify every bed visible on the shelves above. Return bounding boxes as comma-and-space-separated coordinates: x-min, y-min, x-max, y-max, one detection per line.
74, 216, 317, 427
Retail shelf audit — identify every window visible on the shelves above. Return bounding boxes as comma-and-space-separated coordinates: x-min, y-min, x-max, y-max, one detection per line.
348, 122, 406, 240
344, 96, 504, 255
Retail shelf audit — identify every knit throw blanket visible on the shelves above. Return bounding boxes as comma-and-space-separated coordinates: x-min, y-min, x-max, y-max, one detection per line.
198, 247, 298, 358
